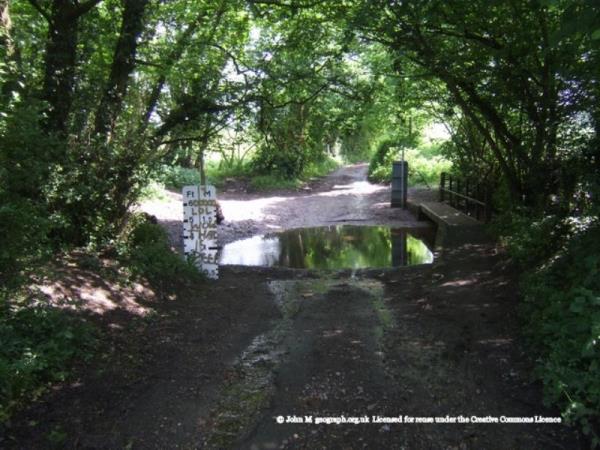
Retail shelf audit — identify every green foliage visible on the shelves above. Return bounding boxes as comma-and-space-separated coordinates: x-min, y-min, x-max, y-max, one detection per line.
355, 0, 599, 209
151, 162, 252, 192
497, 212, 600, 443
514, 221, 600, 444
368, 138, 401, 177
0, 198, 51, 287
0, 304, 96, 422
206, 161, 252, 187
249, 174, 301, 191
0, 102, 55, 286
122, 216, 203, 291
302, 156, 340, 179
249, 155, 338, 191
494, 213, 568, 267
47, 426, 68, 448
251, 141, 310, 179
368, 140, 451, 187
138, 181, 169, 201
2, 0, 254, 273
155, 165, 202, 190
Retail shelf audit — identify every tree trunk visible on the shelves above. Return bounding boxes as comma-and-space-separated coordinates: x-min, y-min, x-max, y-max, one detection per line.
140, 1, 227, 136
39, 0, 101, 137
43, 1, 78, 136
1, 0, 14, 56
94, 0, 149, 136
0, 0, 21, 101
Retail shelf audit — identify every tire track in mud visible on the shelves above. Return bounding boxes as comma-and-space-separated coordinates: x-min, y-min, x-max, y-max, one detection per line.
200, 277, 400, 449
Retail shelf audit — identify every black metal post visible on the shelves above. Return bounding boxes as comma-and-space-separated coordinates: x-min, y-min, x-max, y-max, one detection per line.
440, 172, 446, 201
391, 161, 408, 208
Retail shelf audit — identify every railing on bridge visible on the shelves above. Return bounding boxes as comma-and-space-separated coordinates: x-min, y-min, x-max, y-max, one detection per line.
439, 172, 492, 222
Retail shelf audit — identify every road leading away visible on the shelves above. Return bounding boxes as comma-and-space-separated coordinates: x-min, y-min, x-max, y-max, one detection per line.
5, 165, 581, 449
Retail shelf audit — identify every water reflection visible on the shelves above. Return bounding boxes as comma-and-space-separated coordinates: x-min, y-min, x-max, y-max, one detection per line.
219, 226, 434, 269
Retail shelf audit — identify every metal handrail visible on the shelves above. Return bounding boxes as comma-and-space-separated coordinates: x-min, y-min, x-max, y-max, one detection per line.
439, 188, 486, 207
439, 172, 491, 221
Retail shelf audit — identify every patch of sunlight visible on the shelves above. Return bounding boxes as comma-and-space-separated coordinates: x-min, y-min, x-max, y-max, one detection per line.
139, 178, 385, 225
219, 197, 288, 222
478, 338, 513, 346
38, 280, 153, 316
440, 278, 477, 287
316, 181, 387, 198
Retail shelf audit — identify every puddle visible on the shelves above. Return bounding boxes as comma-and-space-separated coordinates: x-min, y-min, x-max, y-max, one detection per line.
219, 225, 434, 269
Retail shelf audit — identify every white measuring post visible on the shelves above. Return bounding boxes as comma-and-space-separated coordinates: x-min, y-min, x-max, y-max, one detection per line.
182, 184, 219, 279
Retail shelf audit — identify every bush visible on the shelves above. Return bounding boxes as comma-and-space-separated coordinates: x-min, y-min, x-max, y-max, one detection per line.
154, 165, 201, 190
0, 103, 55, 286
146, 155, 337, 196
368, 138, 399, 177
151, 163, 252, 193
0, 197, 51, 287
499, 214, 600, 444
520, 222, 600, 444
206, 161, 252, 187
0, 304, 96, 422
368, 141, 451, 187
303, 156, 339, 179
248, 156, 338, 191
494, 213, 568, 267
251, 142, 309, 179
123, 217, 203, 291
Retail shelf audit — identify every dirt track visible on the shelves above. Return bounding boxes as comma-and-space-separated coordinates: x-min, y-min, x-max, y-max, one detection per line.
138, 164, 434, 248
4, 165, 582, 449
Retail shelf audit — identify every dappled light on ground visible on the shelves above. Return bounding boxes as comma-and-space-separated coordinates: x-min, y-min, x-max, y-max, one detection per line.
34, 259, 155, 317
440, 278, 478, 287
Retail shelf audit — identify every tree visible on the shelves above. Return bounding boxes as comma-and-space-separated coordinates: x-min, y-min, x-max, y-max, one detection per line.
347, 0, 596, 210
2, 0, 253, 245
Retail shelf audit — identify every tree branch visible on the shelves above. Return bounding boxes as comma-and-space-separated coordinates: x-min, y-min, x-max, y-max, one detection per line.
247, 0, 328, 8
426, 26, 504, 50
140, 1, 227, 133
27, 0, 51, 22
71, 0, 103, 19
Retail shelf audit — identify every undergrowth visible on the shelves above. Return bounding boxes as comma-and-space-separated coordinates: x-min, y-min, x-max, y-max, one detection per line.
0, 302, 96, 423
146, 156, 339, 194
368, 140, 451, 187
498, 213, 600, 445
119, 214, 204, 292
0, 213, 203, 424
249, 156, 339, 191
149, 162, 251, 192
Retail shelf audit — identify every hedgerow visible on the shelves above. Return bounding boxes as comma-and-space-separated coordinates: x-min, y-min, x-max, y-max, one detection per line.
500, 215, 600, 445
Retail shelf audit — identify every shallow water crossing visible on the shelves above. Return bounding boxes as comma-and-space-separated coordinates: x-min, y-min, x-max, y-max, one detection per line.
219, 225, 434, 269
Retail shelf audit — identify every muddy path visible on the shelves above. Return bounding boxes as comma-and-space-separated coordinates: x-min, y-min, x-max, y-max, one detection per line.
4, 166, 582, 449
